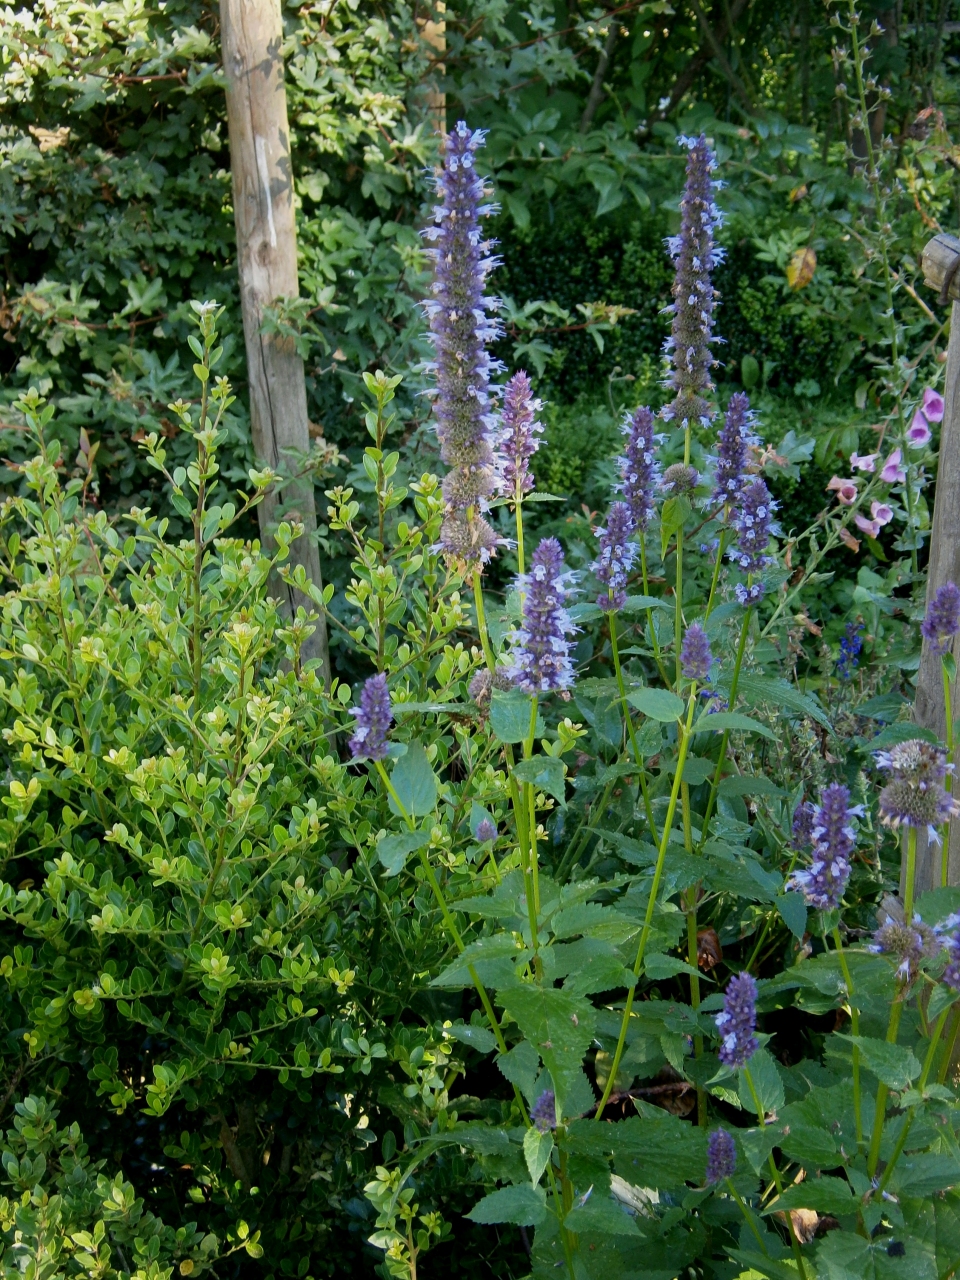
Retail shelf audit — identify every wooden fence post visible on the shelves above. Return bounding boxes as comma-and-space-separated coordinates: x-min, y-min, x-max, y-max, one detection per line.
221, 0, 330, 684
909, 232, 960, 892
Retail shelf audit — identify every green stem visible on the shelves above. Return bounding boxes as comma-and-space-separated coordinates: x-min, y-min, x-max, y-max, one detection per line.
866, 996, 904, 1178
876, 1005, 951, 1195
704, 527, 729, 621
514, 487, 526, 577
831, 926, 862, 1147
743, 1066, 808, 1280
595, 690, 699, 1119
640, 539, 669, 684
609, 610, 658, 843
524, 697, 542, 938
943, 659, 955, 888
472, 571, 496, 672
725, 1178, 769, 1256
373, 760, 508, 1055
938, 1006, 960, 1085
904, 825, 918, 923
674, 534, 684, 690
698, 606, 752, 849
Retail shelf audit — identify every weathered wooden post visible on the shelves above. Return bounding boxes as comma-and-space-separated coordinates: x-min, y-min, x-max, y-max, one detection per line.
910, 232, 960, 891
221, 0, 330, 683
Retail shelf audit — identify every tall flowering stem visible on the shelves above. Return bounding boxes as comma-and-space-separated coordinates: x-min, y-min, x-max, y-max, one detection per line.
423, 121, 502, 568
596, 689, 700, 1119
618, 405, 667, 681
663, 134, 722, 444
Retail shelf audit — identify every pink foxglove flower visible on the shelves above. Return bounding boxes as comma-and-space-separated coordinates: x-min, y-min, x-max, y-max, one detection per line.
871, 501, 893, 526
850, 452, 878, 472
922, 387, 945, 423
880, 449, 906, 484
827, 475, 858, 505
855, 514, 881, 538
907, 410, 932, 448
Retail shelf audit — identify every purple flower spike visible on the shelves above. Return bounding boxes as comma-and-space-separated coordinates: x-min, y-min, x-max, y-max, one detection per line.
506, 537, 579, 694
350, 673, 393, 761
475, 818, 497, 843
619, 405, 660, 532
716, 971, 758, 1068
713, 392, 757, 510
869, 915, 941, 983
498, 370, 543, 499
530, 1089, 556, 1132
423, 121, 503, 566
706, 1127, 737, 1184
937, 913, 960, 990
680, 621, 712, 682
663, 135, 724, 429
786, 782, 861, 910
876, 739, 960, 843
594, 501, 637, 612
922, 582, 960, 657
729, 477, 776, 606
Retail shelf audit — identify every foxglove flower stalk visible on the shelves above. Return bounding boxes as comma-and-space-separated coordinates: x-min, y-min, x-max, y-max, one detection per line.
680, 621, 712, 682
619, 405, 660, 531
423, 121, 502, 565
876, 739, 960, 841
349, 674, 393, 761
921, 581, 960, 656
705, 1128, 737, 1184
594, 501, 637, 611
498, 370, 543, 498
713, 392, 756, 509
729, 477, 776, 605
506, 537, 579, 694
663, 135, 723, 429
716, 971, 758, 1068
869, 915, 940, 982
531, 1089, 556, 1132
786, 782, 861, 910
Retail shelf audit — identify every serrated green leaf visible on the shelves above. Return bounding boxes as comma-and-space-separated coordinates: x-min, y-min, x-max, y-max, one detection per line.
523, 1126, 553, 1185
626, 687, 685, 722
388, 742, 437, 817
466, 1183, 547, 1226
513, 755, 566, 805
376, 829, 429, 876
834, 1036, 920, 1090
490, 689, 539, 744
765, 1175, 855, 1218
692, 710, 778, 742
733, 673, 832, 731
776, 892, 808, 940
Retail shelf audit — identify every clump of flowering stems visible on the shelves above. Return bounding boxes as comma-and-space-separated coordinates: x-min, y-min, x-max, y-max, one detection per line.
356, 669, 577, 1270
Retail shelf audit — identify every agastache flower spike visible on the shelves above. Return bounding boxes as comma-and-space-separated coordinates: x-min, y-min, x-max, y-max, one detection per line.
663, 135, 724, 429
876, 739, 960, 842
729, 477, 776, 606
506, 537, 579, 694
422, 121, 503, 565
619, 405, 660, 531
530, 1089, 556, 1132
937, 913, 960, 990
713, 392, 756, 510
921, 581, 960, 657
716, 971, 758, 1068
498, 370, 543, 498
680, 621, 712, 682
705, 1128, 737, 1184
593, 501, 637, 612
869, 915, 940, 983
786, 782, 861, 910
349, 674, 393, 761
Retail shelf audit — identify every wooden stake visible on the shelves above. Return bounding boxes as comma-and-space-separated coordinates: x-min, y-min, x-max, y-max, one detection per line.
221, 0, 330, 683
910, 232, 960, 892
